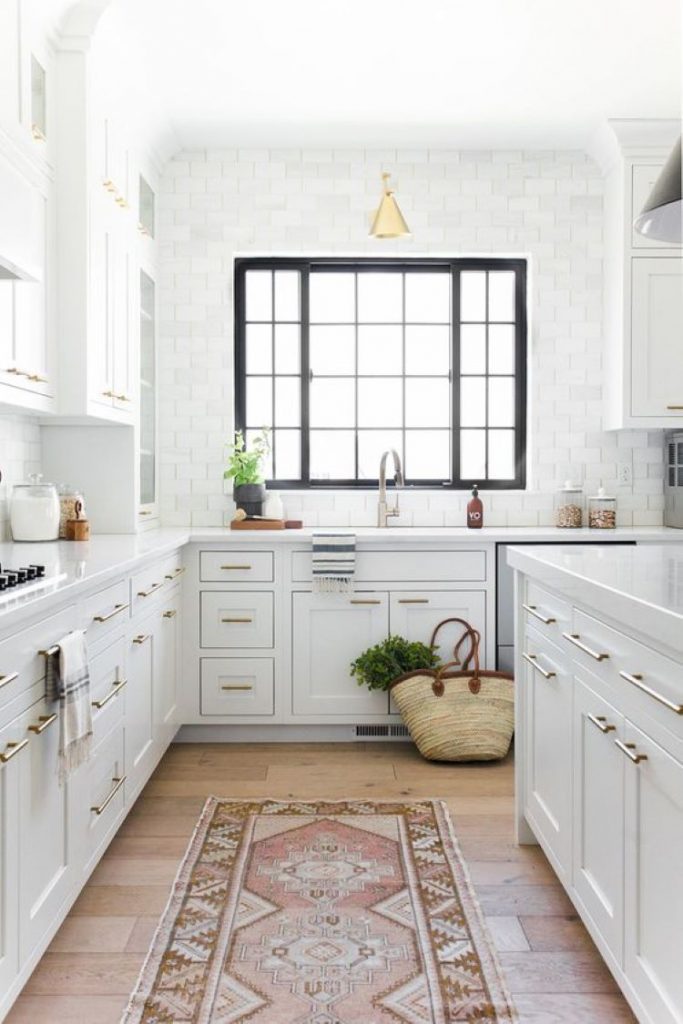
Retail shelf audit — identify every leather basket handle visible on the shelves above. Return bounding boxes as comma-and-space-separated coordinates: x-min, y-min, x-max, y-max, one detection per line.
431, 628, 482, 696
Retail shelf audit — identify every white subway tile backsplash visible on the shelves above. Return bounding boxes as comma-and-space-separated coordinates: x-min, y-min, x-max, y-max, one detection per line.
0, 415, 42, 540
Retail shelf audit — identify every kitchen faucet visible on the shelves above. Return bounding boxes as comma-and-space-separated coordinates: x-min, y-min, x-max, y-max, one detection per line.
377, 449, 404, 527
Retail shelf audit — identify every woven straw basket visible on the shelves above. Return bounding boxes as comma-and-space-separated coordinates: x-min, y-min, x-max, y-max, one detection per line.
390, 618, 514, 762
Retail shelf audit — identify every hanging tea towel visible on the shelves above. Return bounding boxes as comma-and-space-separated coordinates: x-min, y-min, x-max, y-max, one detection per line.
46, 630, 93, 783
312, 531, 356, 593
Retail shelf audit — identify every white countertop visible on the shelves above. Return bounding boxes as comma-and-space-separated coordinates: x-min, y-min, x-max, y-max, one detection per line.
507, 542, 683, 653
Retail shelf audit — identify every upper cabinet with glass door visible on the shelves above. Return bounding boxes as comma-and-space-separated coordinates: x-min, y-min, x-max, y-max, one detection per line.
0, 1, 55, 168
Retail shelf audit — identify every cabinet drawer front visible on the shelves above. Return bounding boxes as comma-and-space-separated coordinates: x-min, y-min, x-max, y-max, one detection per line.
85, 723, 126, 864
291, 549, 486, 583
131, 553, 184, 611
200, 550, 274, 583
0, 606, 76, 714
83, 578, 129, 645
200, 592, 274, 649
200, 658, 274, 716
524, 580, 571, 640
89, 637, 126, 746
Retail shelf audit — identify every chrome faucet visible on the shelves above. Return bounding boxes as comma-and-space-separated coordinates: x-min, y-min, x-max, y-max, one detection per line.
377, 449, 404, 527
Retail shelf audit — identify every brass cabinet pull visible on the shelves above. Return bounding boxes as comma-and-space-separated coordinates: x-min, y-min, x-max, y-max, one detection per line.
27, 373, 48, 383
133, 634, 151, 645
562, 632, 609, 662
164, 567, 186, 580
28, 713, 58, 735
523, 603, 556, 625
91, 775, 125, 815
115, 393, 131, 402
350, 599, 382, 605
0, 738, 29, 763
138, 581, 163, 598
139, 510, 153, 516
162, 610, 177, 619
221, 617, 253, 623
0, 671, 19, 689
31, 124, 46, 142
221, 684, 253, 691
522, 652, 556, 679
91, 679, 127, 709
398, 598, 429, 605
93, 603, 129, 624
619, 670, 683, 715
666, 405, 683, 410
6, 367, 27, 377
587, 713, 616, 734
102, 389, 115, 398
614, 739, 648, 765
220, 564, 253, 570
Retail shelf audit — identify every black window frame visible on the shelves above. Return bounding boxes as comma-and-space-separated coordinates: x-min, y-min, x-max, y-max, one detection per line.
234, 256, 527, 490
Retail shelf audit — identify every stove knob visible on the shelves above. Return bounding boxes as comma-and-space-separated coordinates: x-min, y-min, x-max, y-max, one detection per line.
22, 566, 37, 580
30, 564, 46, 578
5, 572, 18, 587
15, 569, 28, 583
0, 576, 7, 591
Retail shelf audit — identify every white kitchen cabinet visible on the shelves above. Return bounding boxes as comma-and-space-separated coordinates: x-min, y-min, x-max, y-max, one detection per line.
0, 706, 23, 1001
292, 592, 390, 717
623, 722, 683, 1024
126, 625, 155, 792
572, 675, 625, 965
201, 591, 274, 649
389, 591, 486, 661
200, 658, 275, 717
154, 590, 181, 747
630, 258, 683, 419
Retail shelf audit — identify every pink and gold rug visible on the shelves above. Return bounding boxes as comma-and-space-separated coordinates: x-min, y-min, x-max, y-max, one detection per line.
123, 798, 515, 1022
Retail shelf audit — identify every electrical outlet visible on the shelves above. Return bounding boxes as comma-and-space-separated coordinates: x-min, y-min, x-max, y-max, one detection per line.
617, 461, 633, 486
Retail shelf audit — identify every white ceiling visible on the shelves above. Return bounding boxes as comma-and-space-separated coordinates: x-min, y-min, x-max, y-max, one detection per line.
66, 0, 681, 151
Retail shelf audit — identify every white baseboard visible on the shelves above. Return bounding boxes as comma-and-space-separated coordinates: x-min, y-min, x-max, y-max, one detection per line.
175, 724, 412, 743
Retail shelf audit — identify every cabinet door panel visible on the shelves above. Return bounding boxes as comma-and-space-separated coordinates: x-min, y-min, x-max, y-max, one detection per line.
154, 593, 180, 744
292, 592, 389, 716
126, 627, 155, 787
631, 258, 683, 418
572, 675, 625, 964
624, 722, 683, 1024
0, 709, 22, 998
89, 218, 114, 406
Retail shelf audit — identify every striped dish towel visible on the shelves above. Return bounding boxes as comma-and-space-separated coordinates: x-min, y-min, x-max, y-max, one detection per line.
312, 531, 356, 593
46, 631, 93, 783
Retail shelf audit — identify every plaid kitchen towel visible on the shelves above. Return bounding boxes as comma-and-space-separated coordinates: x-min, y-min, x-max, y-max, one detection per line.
312, 531, 356, 593
46, 630, 93, 783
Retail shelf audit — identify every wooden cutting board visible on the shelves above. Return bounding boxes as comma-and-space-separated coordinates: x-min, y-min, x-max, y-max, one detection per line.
230, 518, 286, 530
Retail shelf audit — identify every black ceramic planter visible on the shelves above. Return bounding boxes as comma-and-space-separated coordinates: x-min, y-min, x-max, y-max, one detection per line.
234, 483, 266, 517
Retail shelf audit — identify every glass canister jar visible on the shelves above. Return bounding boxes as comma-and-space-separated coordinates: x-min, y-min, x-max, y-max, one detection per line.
588, 487, 617, 529
58, 483, 85, 539
555, 481, 584, 528
10, 474, 60, 541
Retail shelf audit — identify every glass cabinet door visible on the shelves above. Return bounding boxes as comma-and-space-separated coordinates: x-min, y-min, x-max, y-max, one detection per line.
139, 269, 157, 518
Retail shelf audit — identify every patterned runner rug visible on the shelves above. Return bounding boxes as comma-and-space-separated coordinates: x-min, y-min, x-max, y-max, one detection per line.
122, 798, 516, 1023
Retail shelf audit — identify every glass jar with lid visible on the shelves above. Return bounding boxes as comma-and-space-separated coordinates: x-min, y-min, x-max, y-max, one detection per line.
10, 474, 60, 541
555, 481, 583, 528
588, 487, 617, 529
57, 483, 85, 539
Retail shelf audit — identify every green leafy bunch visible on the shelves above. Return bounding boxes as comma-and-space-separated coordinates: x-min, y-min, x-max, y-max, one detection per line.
224, 429, 271, 487
351, 635, 440, 692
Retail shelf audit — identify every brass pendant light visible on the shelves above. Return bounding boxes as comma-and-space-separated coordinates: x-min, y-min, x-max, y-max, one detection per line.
369, 172, 411, 239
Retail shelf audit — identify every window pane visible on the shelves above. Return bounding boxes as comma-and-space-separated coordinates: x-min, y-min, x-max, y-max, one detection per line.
274, 324, 300, 374
357, 430, 403, 479
488, 378, 515, 427
245, 430, 273, 479
357, 272, 402, 322
405, 326, 450, 375
246, 270, 272, 321
357, 325, 402, 375
310, 272, 355, 322
405, 430, 450, 480
489, 430, 515, 478
275, 377, 300, 427
310, 325, 355, 375
460, 271, 486, 321
357, 378, 402, 427
246, 324, 272, 374
310, 430, 355, 479
310, 378, 355, 427
460, 324, 486, 375
246, 377, 272, 428
460, 429, 486, 479
274, 429, 300, 478
488, 324, 515, 374
460, 377, 486, 427
405, 379, 450, 427
405, 272, 450, 322
274, 270, 300, 320
488, 271, 515, 321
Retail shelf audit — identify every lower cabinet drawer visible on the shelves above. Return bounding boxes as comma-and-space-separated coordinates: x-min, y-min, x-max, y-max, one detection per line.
83, 722, 126, 868
200, 592, 274, 649
200, 658, 274, 716
200, 550, 274, 583
291, 549, 487, 583
89, 636, 127, 746
0, 606, 76, 715
83, 578, 129, 645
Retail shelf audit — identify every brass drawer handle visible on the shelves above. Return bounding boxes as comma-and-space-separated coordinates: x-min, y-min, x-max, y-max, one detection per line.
221, 617, 253, 623
162, 610, 177, 619
138, 582, 163, 597
619, 671, 683, 715
350, 599, 381, 605
115, 393, 130, 402
666, 405, 683, 410
133, 634, 151, 645
0, 738, 29, 763
164, 567, 186, 579
587, 713, 615, 734
398, 599, 429, 604
614, 739, 648, 765
221, 684, 253, 691
522, 652, 556, 679
93, 603, 129, 623
28, 713, 58, 735
27, 373, 48, 383
91, 775, 125, 815
523, 603, 556, 625
562, 632, 609, 662
102, 389, 115, 398
92, 679, 127, 709
220, 564, 253, 570
0, 672, 19, 689
139, 510, 153, 516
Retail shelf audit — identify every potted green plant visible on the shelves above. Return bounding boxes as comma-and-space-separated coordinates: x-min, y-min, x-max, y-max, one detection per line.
224, 429, 271, 516
350, 635, 440, 692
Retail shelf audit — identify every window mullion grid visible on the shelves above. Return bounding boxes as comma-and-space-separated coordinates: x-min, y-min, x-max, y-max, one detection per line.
401, 271, 406, 480
301, 266, 310, 484
484, 272, 489, 482
353, 272, 359, 481
452, 266, 460, 486
270, 271, 276, 479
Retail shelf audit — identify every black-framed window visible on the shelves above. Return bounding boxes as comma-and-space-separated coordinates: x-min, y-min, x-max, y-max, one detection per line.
234, 257, 527, 489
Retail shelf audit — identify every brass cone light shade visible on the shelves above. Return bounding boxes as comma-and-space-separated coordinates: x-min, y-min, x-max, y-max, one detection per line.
633, 136, 682, 243
370, 172, 411, 238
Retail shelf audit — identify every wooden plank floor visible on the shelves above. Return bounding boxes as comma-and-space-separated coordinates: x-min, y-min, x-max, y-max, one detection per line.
7, 742, 636, 1024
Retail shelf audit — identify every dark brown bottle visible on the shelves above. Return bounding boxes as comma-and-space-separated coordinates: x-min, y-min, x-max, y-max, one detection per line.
467, 484, 483, 529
